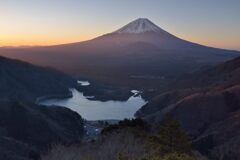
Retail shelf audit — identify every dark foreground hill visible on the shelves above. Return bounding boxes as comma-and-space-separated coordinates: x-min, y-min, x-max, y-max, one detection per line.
0, 56, 76, 102
0, 100, 84, 160
0, 56, 85, 159
136, 57, 240, 159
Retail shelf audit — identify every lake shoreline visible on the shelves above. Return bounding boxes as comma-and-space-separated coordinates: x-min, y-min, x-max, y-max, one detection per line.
35, 92, 73, 104
39, 87, 146, 120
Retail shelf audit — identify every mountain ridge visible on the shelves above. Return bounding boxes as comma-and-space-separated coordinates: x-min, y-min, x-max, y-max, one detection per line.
0, 56, 76, 102
135, 56, 240, 158
0, 18, 239, 88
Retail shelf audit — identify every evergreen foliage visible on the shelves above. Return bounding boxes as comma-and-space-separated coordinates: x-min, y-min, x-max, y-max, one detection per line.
146, 116, 195, 160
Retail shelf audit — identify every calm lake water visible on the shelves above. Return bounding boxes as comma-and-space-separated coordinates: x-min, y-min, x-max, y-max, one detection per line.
40, 82, 146, 120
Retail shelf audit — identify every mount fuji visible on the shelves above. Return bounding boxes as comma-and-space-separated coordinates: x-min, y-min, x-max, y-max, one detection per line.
114, 18, 167, 34
0, 18, 239, 86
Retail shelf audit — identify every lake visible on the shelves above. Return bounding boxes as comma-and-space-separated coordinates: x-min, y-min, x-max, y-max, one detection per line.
39, 82, 146, 120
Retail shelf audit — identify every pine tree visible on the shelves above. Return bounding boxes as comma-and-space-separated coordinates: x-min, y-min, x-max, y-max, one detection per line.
157, 116, 191, 154
146, 115, 192, 159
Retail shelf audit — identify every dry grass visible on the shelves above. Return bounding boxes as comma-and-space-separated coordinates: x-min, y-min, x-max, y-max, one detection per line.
41, 129, 146, 160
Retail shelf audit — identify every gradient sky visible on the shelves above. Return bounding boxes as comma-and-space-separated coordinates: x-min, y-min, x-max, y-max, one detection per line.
0, 0, 240, 50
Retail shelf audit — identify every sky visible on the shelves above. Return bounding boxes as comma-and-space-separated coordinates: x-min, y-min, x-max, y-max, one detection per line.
0, 0, 240, 50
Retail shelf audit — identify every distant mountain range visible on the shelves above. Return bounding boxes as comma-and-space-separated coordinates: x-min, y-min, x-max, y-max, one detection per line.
0, 100, 84, 160
0, 18, 239, 86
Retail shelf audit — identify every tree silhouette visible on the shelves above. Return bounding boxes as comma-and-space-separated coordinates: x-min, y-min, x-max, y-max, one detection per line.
147, 115, 192, 159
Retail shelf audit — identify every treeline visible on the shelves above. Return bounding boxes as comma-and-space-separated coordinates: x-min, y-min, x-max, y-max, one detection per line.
42, 116, 199, 160
106, 117, 197, 160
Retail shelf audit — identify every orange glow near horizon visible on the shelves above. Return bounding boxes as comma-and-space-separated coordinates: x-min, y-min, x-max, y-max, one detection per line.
1, 0, 239, 50
1, 31, 239, 51
0, 21, 103, 46
177, 33, 240, 51
0, 34, 96, 46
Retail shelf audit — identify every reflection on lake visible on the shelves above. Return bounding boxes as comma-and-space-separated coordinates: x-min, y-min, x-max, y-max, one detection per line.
39, 88, 146, 120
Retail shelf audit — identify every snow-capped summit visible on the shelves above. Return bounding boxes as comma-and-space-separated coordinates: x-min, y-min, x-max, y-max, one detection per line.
114, 18, 163, 34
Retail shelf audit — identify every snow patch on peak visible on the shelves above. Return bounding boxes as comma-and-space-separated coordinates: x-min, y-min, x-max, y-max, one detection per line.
114, 18, 163, 34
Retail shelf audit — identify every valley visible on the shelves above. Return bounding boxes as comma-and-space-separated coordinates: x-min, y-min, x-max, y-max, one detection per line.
0, 15, 239, 160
